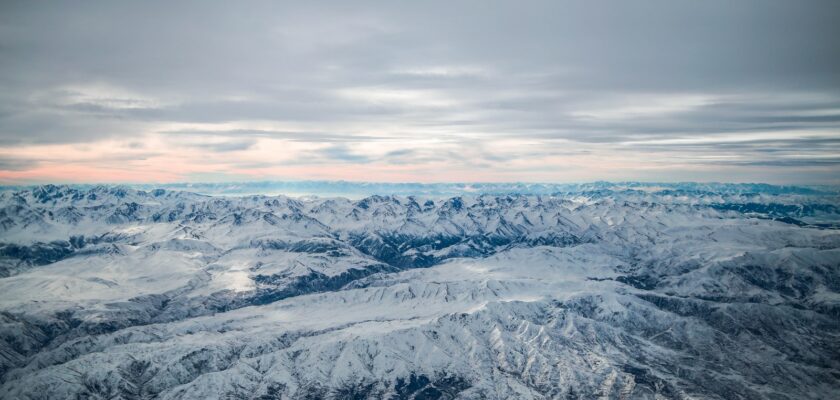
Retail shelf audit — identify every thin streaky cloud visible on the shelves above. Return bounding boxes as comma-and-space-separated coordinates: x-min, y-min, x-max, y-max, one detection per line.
0, 0, 839, 184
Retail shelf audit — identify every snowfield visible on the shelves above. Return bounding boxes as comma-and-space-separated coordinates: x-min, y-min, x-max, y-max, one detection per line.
1, 184, 839, 399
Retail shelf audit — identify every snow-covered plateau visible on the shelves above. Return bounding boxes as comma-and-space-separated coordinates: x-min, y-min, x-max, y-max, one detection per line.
0, 184, 839, 399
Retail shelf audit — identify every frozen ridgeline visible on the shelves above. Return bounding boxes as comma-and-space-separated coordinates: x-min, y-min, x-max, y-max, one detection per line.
0, 184, 839, 399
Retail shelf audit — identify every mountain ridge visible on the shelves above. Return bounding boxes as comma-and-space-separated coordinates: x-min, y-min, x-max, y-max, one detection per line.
0, 184, 839, 399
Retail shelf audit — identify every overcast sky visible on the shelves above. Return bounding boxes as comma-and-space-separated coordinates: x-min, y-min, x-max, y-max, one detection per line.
1, 0, 839, 184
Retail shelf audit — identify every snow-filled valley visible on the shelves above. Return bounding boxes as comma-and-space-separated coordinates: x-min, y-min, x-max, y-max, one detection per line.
0, 184, 839, 399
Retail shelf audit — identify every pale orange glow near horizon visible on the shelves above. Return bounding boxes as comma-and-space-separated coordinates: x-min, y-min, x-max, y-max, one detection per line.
2, 130, 836, 185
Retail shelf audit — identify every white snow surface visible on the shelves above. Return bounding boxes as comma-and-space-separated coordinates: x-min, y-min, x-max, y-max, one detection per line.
0, 184, 839, 399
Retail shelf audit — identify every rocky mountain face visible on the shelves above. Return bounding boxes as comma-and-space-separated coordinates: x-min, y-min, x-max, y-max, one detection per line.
0, 184, 839, 399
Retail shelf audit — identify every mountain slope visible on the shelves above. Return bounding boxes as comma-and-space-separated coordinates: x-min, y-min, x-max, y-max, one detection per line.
0, 184, 839, 399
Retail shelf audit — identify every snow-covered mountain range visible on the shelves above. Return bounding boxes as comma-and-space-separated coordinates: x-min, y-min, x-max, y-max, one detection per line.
1, 184, 839, 399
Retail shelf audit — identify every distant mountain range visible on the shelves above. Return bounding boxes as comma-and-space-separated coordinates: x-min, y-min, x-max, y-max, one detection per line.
2, 180, 838, 198
1, 183, 838, 399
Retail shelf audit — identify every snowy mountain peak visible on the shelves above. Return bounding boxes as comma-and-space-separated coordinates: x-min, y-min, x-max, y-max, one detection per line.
0, 184, 839, 399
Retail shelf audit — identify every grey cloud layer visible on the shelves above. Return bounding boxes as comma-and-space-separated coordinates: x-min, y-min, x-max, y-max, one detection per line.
1, 0, 839, 179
